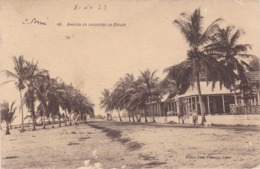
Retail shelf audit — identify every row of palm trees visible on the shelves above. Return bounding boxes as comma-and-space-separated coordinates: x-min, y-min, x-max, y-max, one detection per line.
100, 70, 170, 123
100, 8, 258, 124
1, 56, 94, 133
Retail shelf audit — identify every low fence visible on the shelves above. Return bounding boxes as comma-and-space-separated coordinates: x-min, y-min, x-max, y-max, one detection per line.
230, 104, 260, 115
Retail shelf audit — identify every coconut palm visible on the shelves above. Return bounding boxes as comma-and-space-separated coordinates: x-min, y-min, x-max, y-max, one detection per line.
166, 8, 226, 124
113, 73, 136, 122
111, 89, 123, 121
0, 101, 17, 135
100, 89, 114, 120
59, 83, 73, 125
137, 69, 161, 122
23, 60, 48, 130
249, 56, 260, 71
2, 56, 28, 132
34, 74, 54, 129
205, 26, 255, 86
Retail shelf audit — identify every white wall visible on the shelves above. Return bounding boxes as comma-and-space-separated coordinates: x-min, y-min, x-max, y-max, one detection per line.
114, 115, 260, 126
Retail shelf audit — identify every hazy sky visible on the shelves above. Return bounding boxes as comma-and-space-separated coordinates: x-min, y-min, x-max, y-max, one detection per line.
1, 0, 260, 119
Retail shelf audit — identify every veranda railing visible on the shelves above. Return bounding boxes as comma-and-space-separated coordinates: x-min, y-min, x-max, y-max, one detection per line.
230, 104, 260, 115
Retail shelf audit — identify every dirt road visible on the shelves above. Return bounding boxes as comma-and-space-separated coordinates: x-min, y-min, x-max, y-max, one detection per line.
1, 121, 260, 169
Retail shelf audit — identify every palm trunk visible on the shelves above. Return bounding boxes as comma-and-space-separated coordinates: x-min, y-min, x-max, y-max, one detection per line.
32, 109, 36, 131
117, 110, 122, 122
144, 106, 148, 122
58, 116, 61, 127
52, 115, 55, 128
132, 111, 135, 122
42, 105, 47, 129
5, 122, 10, 135
43, 115, 46, 129
19, 90, 25, 132
31, 82, 36, 131
152, 104, 156, 123
41, 116, 43, 126
69, 113, 72, 125
110, 111, 113, 120
196, 73, 206, 124
64, 110, 67, 126
85, 114, 87, 123
135, 110, 141, 122
128, 111, 131, 122
107, 113, 109, 120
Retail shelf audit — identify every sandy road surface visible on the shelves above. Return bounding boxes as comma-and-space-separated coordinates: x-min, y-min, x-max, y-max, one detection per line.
1, 121, 260, 169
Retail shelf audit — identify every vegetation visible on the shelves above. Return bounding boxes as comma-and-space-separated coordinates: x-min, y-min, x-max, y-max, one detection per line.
101, 8, 258, 125
100, 69, 161, 123
1, 9, 258, 130
0, 101, 17, 135
1, 56, 94, 133
164, 8, 256, 124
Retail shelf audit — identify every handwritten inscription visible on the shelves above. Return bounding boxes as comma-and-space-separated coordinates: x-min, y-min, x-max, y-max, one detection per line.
74, 4, 107, 11
23, 18, 47, 25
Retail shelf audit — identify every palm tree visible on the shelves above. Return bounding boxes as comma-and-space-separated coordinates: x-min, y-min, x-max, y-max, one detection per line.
59, 83, 73, 125
23, 60, 48, 130
111, 89, 124, 121
249, 56, 260, 71
100, 89, 113, 120
34, 74, 53, 129
2, 56, 28, 132
112, 74, 136, 122
166, 8, 226, 124
0, 101, 17, 135
205, 26, 255, 86
115, 73, 140, 122
137, 69, 160, 122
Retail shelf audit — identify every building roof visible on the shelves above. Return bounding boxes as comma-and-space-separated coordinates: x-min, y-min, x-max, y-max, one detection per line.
245, 71, 260, 84
173, 81, 233, 99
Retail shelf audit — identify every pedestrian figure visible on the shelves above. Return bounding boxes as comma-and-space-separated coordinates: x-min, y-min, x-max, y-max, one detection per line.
192, 111, 198, 127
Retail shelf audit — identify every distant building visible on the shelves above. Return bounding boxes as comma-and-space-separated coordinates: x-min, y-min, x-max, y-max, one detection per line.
166, 81, 236, 115
146, 71, 260, 116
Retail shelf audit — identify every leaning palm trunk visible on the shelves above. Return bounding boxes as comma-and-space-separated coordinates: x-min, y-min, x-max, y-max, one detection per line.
19, 90, 25, 132
196, 73, 206, 124
117, 110, 122, 121
135, 110, 141, 122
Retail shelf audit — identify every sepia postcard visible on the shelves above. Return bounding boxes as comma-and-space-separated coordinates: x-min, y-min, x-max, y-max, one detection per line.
1, 0, 260, 168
